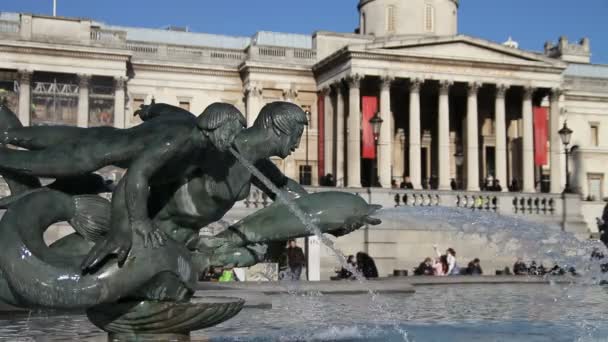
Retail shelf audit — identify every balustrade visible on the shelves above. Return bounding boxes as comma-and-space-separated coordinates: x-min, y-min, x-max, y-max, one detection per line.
0, 20, 19, 34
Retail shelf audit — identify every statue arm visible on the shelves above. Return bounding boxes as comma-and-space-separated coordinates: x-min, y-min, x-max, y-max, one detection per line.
252, 158, 307, 200
136, 103, 196, 121
124, 136, 186, 246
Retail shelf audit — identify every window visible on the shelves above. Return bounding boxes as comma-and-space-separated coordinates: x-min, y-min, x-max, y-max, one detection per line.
425, 4, 435, 33
179, 101, 190, 111
386, 5, 396, 33
588, 173, 603, 201
590, 123, 599, 147
299, 165, 312, 186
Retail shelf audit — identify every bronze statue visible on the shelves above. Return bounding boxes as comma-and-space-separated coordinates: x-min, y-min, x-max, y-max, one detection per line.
0, 101, 381, 339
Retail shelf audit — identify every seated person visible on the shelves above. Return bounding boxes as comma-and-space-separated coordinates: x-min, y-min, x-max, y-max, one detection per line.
513, 258, 528, 275
414, 257, 434, 276
465, 258, 483, 275
356, 252, 378, 279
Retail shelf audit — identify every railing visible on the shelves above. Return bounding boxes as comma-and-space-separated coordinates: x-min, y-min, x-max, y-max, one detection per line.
126, 42, 159, 55
0, 20, 19, 34
90, 28, 126, 45
236, 187, 571, 227
126, 41, 246, 66
248, 45, 317, 66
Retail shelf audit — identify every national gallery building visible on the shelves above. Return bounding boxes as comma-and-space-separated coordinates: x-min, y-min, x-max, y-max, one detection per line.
0, 2, 607, 202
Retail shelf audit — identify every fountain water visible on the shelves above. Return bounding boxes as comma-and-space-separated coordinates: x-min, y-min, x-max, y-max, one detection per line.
228, 147, 411, 341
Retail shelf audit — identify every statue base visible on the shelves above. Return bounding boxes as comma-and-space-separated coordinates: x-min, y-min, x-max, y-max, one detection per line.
87, 297, 244, 341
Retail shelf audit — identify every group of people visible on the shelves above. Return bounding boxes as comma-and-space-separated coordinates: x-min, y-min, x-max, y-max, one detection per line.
335, 252, 379, 280
414, 246, 483, 276
512, 258, 574, 276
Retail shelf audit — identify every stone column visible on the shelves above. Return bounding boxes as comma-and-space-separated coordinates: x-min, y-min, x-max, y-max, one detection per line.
245, 84, 262, 127
17, 70, 32, 126
466, 82, 481, 191
346, 74, 362, 188
334, 82, 346, 186
113, 77, 126, 129
438, 80, 452, 190
322, 87, 334, 176
549, 88, 562, 194
378, 76, 393, 188
495, 84, 508, 191
77, 74, 90, 128
408, 78, 422, 189
522, 86, 535, 193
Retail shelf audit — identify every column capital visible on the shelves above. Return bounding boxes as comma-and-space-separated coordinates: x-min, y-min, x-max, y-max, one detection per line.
78, 74, 91, 88
550, 88, 562, 102
523, 86, 534, 100
320, 86, 331, 96
379, 75, 394, 91
495, 84, 508, 98
467, 82, 481, 95
346, 74, 363, 89
18, 70, 32, 84
409, 78, 423, 92
244, 84, 262, 97
439, 80, 453, 95
283, 88, 298, 101
114, 77, 126, 91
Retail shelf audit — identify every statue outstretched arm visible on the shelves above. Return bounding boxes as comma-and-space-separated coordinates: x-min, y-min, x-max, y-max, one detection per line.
125, 136, 188, 247
252, 158, 307, 199
135, 103, 196, 121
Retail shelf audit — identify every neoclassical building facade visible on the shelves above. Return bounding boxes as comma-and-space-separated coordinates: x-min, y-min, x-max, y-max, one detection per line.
0, 0, 607, 198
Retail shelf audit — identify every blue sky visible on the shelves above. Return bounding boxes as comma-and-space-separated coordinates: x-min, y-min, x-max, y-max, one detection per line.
2, 0, 607, 63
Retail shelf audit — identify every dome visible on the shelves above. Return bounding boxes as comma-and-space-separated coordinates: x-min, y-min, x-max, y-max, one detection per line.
358, 0, 459, 37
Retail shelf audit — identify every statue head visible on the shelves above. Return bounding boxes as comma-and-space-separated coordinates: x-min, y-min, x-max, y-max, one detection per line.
198, 103, 246, 151
252, 102, 307, 158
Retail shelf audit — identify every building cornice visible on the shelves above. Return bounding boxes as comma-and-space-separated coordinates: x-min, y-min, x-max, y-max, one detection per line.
132, 61, 240, 77
314, 47, 566, 77
239, 62, 314, 77
0, 40, 131, 62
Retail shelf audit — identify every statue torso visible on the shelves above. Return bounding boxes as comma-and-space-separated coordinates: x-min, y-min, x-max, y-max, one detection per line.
153, 150, 253, 237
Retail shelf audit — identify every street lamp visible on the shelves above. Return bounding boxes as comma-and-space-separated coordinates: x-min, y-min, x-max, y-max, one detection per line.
370, 112, 383, 187
454, 149, 464, 190
559, 121, 573, 194
398, 129, 406, 182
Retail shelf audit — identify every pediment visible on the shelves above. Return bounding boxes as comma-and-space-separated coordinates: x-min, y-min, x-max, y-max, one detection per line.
364, 36, 560, 67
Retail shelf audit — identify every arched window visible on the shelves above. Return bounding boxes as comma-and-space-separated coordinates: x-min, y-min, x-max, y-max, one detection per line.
425, 4, 435, 33
386, 5, 396, 33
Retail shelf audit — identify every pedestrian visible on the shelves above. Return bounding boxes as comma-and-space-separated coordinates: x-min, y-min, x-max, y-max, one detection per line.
402, 176, 414, 189
286, 239, 305, 280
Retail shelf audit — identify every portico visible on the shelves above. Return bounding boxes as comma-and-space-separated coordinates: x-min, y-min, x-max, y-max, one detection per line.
314, 35, 566, 193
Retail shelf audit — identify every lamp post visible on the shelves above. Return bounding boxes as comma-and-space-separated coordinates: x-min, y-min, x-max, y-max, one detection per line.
558, 121, 573, 232
454, 149, 464, 190
370, 112, 383, 187
559, 122, 573, 194
305, 110, 311, 185
398, 129, 406, 183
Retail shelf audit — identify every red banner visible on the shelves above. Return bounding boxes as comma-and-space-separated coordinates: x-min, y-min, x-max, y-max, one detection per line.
534, 106, 548, 166
361, 96, 378, 159
317, 94, 325, 178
